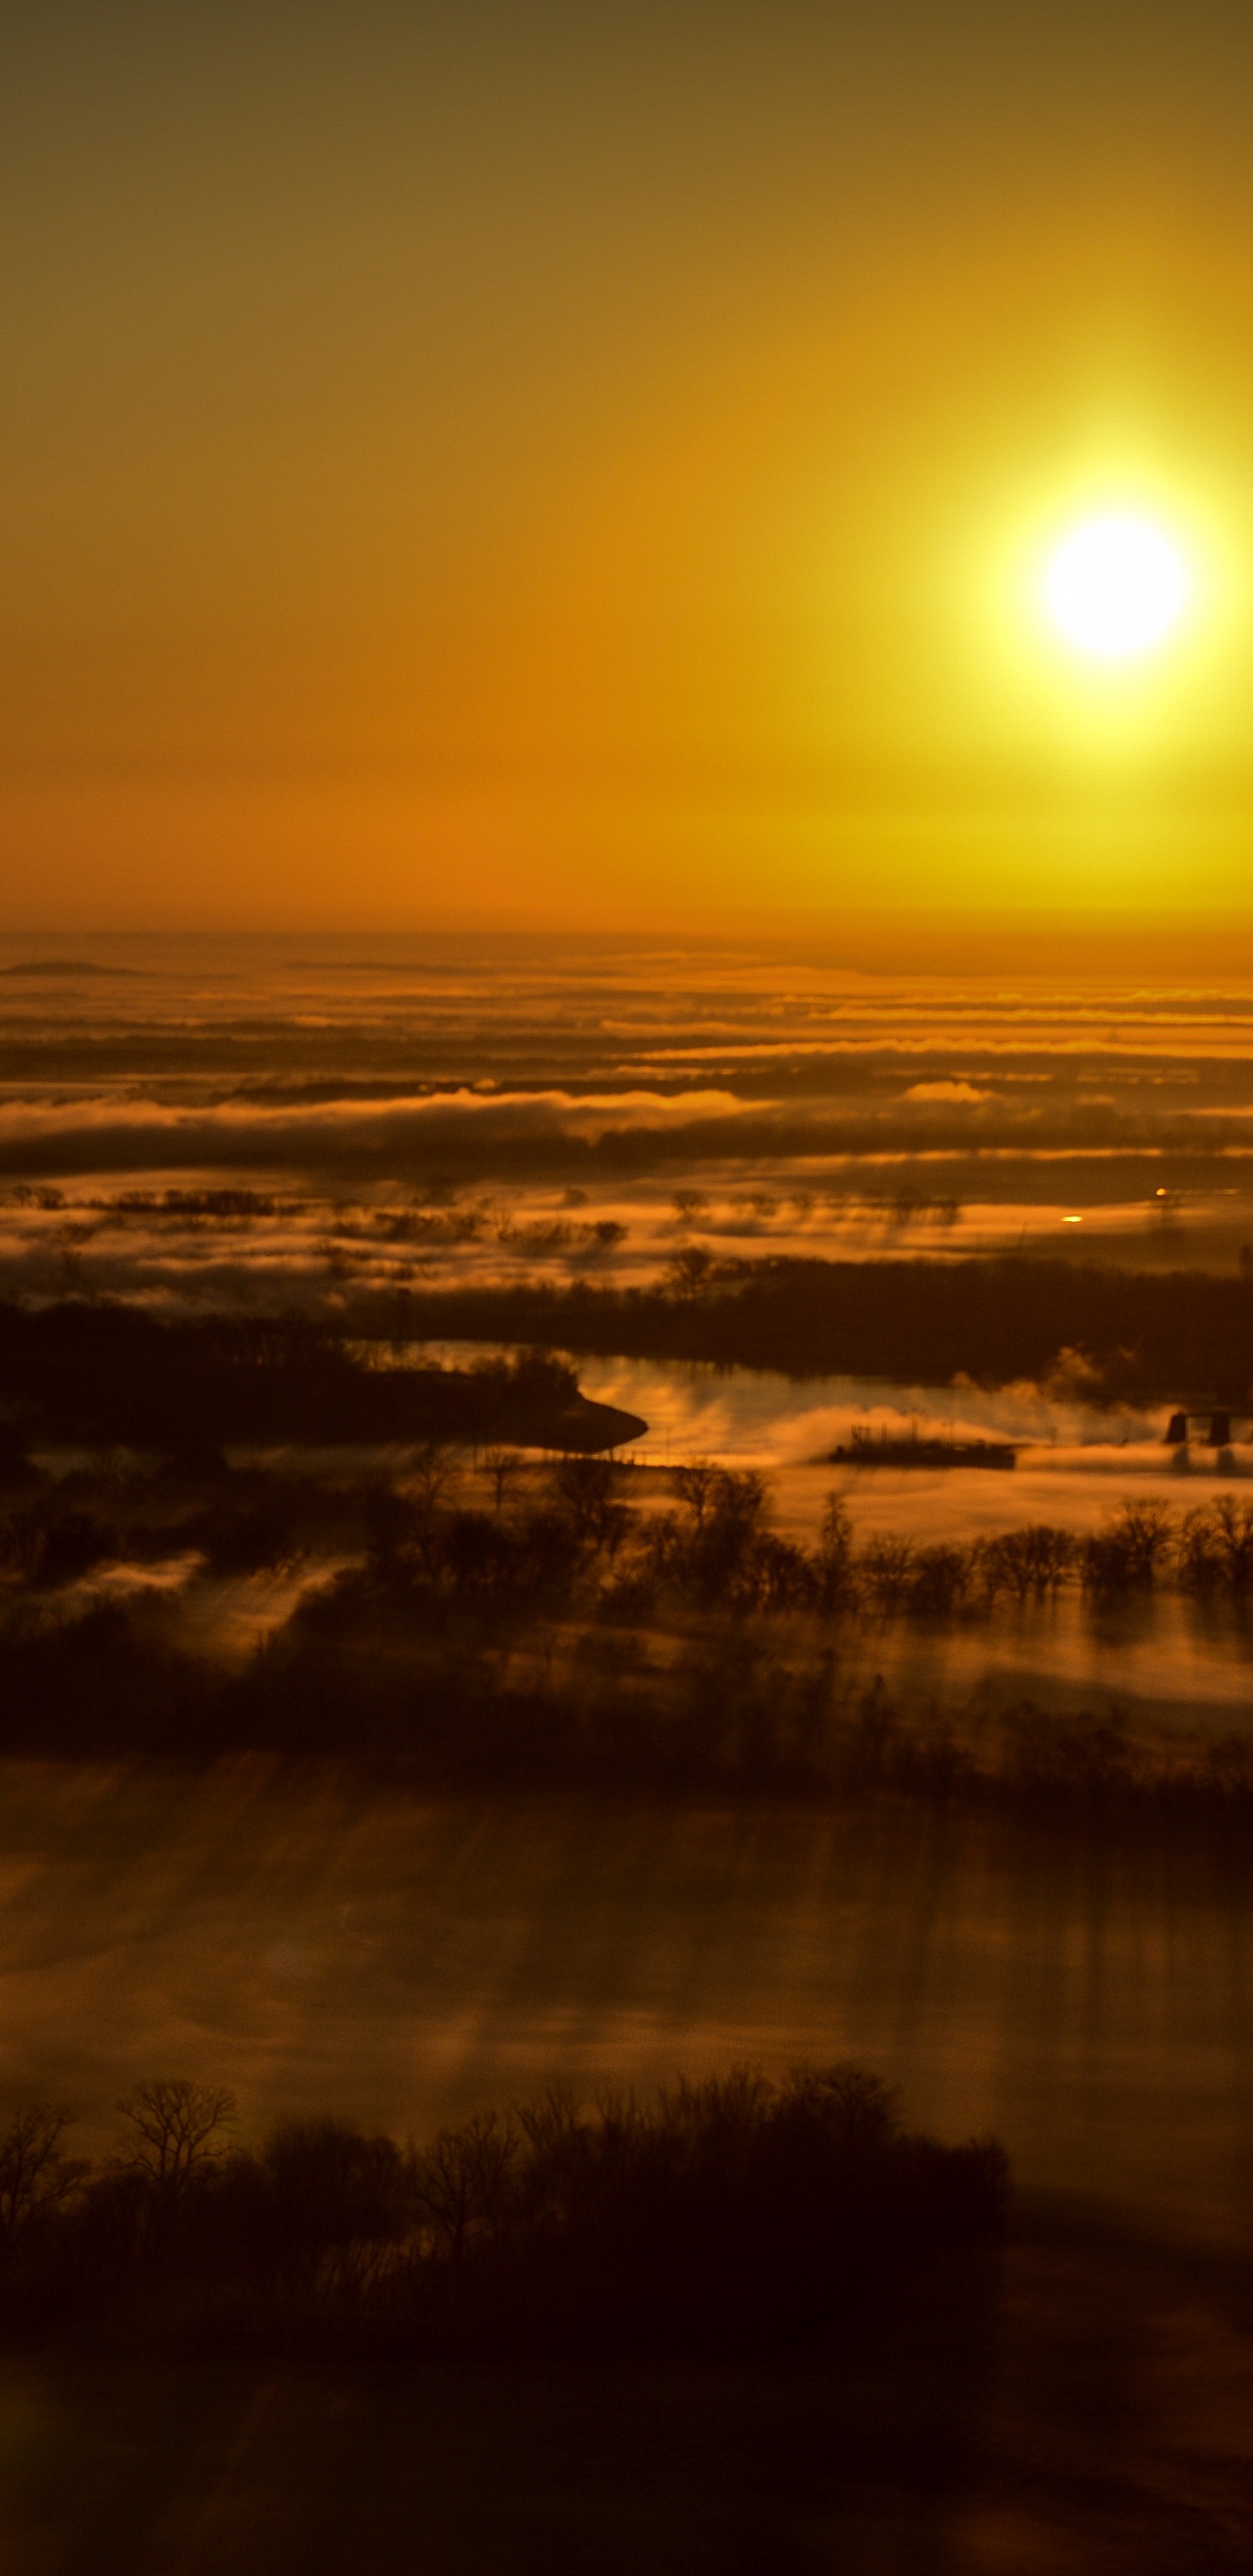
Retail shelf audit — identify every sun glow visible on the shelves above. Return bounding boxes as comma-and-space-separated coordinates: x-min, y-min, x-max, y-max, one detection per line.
1043, 513, 1190, 661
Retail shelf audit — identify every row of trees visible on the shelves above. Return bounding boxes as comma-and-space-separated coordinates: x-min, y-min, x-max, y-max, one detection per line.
4, 1443, 1253, 1800
9, 1449, 1253, 1631
344, 1466, 1253, 1620
812, 1494, 1253, 1614
1, 1570, 1250, 1803
0, 2068, 1007, 2358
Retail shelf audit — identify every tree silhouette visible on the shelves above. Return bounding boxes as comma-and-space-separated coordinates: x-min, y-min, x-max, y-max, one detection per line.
672, 1460, 719, 1529
0, 2105, 88, 2251
115, 2079, 237, 2187
482, 1446, 523, 1513
415, 2110, 519, 2264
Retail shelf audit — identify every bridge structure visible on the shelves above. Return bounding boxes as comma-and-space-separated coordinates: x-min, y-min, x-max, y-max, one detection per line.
1163, 1408, 1251, 1447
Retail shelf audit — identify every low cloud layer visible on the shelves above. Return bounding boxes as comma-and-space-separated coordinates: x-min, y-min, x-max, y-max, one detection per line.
3, 936, 1253, 1313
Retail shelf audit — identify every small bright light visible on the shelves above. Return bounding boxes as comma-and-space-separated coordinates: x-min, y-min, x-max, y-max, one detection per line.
1043, 514, 1189, 659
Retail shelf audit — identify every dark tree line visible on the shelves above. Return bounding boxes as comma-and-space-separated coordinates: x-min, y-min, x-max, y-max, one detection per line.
3, 1419, 1253, 1813
0, 1300, 633, 1449
0, 2066, 1007, 2361
2, 1457, 1253, 1810
10, 1445, 1226, 1614
380, 1254, 1253, 1400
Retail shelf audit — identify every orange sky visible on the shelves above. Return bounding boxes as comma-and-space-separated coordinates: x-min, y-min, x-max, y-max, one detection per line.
8, 2, 1253, 929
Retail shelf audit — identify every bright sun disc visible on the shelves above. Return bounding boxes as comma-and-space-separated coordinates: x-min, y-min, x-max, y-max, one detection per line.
1043, 513, 1189, 659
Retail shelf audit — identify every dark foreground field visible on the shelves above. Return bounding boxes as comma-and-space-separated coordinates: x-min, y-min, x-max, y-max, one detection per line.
1, 2212, 1249, 2575
0, 1768, 1247, 2572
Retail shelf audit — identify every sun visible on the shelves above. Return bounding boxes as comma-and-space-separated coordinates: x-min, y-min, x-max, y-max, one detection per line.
1042, 513, 1190, 660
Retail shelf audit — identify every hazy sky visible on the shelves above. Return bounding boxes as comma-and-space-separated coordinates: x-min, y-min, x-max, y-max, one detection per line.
8, 2, 1253, 928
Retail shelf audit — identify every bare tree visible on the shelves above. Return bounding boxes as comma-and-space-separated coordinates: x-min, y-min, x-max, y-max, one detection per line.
0, 2105, 89, 2250
979, 1524, 1075, 1601
1206, 1493, 1253, 1592
1109, 1498, 1175, 1583
672, 1460, 718, 1530
552, 1455, 634, 1560
814, 1493, 854, 1608
414, 2110, 518, 2263
260, 2117, 417, 2298
860, 1533, 916, 1610
115, 2079, 236, 2187
482, 1446, 523, 1514
406, 1441, 456, 1518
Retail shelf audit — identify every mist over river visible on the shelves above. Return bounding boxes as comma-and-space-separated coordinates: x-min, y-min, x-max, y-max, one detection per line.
10, 928, 1253, 1299
4, 940, 1253, 2258
0, 1762, 1248, 2252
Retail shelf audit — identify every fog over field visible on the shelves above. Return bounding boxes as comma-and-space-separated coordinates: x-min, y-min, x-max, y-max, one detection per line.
2, 935, 1252, 2566
8, 931, 1253, 1314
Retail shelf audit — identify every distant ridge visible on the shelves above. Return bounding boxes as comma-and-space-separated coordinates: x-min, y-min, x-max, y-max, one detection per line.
1, 959, 143, 977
